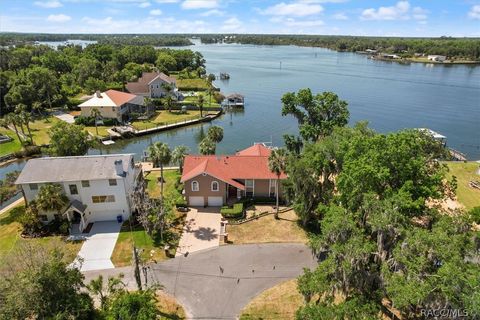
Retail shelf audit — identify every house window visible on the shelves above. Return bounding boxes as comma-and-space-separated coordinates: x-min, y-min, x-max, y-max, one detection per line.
109, 179, 117, 186
81, 180, 90, 187
29, 183, 38, 191
269, 179, 277, 198
112, 107, 115, 112
40, 215, 48, 222
69, 184, 78, 195
211, 181, 219, 192
92, 195, 116, 203
245, 179, 254, 197
191, 181, 199, 192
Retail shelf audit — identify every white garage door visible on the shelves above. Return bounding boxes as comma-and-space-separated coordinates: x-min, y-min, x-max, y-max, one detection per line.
189, 196, 204, 206
207, 196, 223, 206
89, 210, 122, 222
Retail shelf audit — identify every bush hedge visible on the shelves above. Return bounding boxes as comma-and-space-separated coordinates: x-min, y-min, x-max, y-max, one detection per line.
75, 116, 118, 126
220, 202, 244, 219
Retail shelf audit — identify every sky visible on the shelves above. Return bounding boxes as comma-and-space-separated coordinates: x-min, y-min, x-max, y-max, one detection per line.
1, 0, 479, 37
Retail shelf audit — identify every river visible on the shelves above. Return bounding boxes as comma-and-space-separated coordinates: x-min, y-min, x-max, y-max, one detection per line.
1, 42, 479, 181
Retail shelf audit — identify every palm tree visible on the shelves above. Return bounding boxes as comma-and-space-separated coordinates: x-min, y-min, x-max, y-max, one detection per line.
197, 94, 204, 118
35, 183, 69, 217
164, 95, 175, 113
207, 87, 215, 107
172, 145, 189, 172
199, 137, 216, 155
207, 126, 224, 143
91, 108, 102, 136
19, 110, 34, 144
147, 142, 171, 202
268, 148, 287, 219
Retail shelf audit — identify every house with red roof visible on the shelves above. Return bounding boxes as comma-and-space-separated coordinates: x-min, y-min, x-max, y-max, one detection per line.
79, 89, 152, 122
181, 144, 287, 207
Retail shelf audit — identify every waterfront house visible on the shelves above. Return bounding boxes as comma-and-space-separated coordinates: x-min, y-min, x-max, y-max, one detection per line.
126, 72, 181, 99
15, 154, 142, 232
181, 144, 286, 207
222, 93, 244, 107
428, 55, 447, 62
79, 90, 149, 122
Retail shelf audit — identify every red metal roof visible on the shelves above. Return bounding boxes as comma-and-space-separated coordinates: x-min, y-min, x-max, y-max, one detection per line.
181, 144, 287, 188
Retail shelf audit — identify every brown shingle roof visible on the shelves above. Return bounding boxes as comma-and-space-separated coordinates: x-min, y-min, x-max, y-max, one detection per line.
126, 72, 175, 95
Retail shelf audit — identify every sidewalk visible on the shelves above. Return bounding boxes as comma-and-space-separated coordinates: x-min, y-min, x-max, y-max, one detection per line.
0, 198, 24, 216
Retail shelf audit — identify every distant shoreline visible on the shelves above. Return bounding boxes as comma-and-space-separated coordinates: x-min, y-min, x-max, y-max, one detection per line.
368, 55, 480, 66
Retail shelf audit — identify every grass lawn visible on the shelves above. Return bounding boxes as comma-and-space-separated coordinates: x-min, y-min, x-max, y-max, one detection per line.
175, 78, 211, 91
0, 205, 82, 266
111, 169, 186, 267
29, 116, 61, 145
156, 291, 186, 319
240, 279, 302, 320
445, 161, 480, 210
227, 210, 308, 244
131, 110, 202, 131
84, 125, 111, 138
0, 127, 22, 156
182, 94, 221, 108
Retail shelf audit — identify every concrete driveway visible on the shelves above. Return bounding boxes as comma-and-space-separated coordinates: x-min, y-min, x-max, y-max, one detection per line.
176, 207, 222, 256
73, 221, 122, 272
83, 243, 317, 319
53, 111, 75, 124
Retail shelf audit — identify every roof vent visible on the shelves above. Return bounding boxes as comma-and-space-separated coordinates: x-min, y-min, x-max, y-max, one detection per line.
95, 90, 102, 98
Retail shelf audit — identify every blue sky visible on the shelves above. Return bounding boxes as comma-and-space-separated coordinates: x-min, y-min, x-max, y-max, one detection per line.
1, 1, 479, 36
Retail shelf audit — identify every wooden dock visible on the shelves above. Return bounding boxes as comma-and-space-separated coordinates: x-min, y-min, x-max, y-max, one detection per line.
449, 149, 467, 161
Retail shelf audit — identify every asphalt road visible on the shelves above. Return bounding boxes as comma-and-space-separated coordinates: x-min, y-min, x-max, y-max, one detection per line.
83, 243, 318, 319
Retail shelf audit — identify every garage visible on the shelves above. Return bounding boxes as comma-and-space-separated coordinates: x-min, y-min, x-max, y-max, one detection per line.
189, 196, 204, 207
207, 196, 223, 206
88, 210, 123, 222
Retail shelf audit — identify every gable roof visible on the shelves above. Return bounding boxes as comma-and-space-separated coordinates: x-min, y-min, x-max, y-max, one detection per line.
181, 144, 286, 188
126, 72, 175, 95
79, 90, 137, 108
15, 154, 134, 184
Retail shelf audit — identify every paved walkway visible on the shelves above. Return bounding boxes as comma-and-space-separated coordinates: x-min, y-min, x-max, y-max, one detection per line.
176, 207, 222, 256
83, 243, 317, 319
53, 111, 75, 124
73, 221, 122, 272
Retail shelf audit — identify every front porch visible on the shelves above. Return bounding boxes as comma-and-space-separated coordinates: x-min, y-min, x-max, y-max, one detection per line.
64, 200, 89, 235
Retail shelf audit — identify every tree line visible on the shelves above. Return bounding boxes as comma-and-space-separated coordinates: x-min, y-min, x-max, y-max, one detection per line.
275, 88, 480, 319
0, 43, 205, 115
200, 35, 480, 60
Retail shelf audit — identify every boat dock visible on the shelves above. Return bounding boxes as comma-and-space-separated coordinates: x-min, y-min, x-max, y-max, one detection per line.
222, 93, 245, 108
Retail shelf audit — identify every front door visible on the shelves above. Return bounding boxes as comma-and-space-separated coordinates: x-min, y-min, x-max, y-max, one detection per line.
72, 211, 81, 224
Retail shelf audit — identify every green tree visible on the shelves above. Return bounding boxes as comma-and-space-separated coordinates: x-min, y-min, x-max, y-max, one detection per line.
281, 89, 349, 142
48, 122, 91, 156
3, 113, 24, 144
199, 137, 216, 155
87, 274, 125, 311
197, 94, 204, 117
156, 52, 177, 71
172, 145, 189, 172
105, 289, 158, 320
0, 245, 94, 319
147, 142, 171, 202
18, 201, 42, 235
84, 77, 107, 94
207, 125, 224, 143
268, 148, 287, 219
164, 94, 175, 112
35, 183, 69, 216
91, 108, 102, 136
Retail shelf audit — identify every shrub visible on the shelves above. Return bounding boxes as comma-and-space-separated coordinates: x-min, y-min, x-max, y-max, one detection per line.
470, 207, 480, 224
220, 202, 244, 219
75, 116, 117, 126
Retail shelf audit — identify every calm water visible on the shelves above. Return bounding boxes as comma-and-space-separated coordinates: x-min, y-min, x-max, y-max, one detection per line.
2, 43, 479, 181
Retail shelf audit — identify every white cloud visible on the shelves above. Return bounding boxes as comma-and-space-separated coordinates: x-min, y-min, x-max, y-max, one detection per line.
150, 9, 162, 15
200, 9, 225, 17
181, 0, 218, 9
298, 0, 345, 2
284, 18, 324, 27
156, 0, 180, 3
262, 2, 324, 17
34, 1, 63, 8
332, 12, 348, 20
46, 14, 71, 22
221, 17, 242, 31
412, 7, 428, 21
468, 5, 480, 20
139, 2, 151, 8
361, 1, 410, 20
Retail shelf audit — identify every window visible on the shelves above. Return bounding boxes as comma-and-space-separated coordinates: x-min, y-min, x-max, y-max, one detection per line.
245, 179, 254, 197
92, 195, 116, 203
81, 180, 90, 187
40, 215, 48, 222
109, 179, 117, 186
112, 107, 115, 112
191, 181, 199, 192
29, 183, 38, 191
211, 181, 219, 192
269, 179, 277, 198
69, 184, 78, 195
245, 180, 254, 188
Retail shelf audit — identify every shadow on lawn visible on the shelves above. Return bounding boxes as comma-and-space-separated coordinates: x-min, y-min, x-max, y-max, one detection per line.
0, 205, 25, 225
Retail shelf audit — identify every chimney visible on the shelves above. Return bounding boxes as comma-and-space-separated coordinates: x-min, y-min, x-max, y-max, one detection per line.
114, 160, 124, 176
96, 90, 102, 98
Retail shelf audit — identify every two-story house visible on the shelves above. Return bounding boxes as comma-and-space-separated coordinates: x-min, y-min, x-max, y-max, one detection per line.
126, 72, 181, 99
181, 144, 287, 207
15, 154, 142, 232
79, 90, 148, 122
